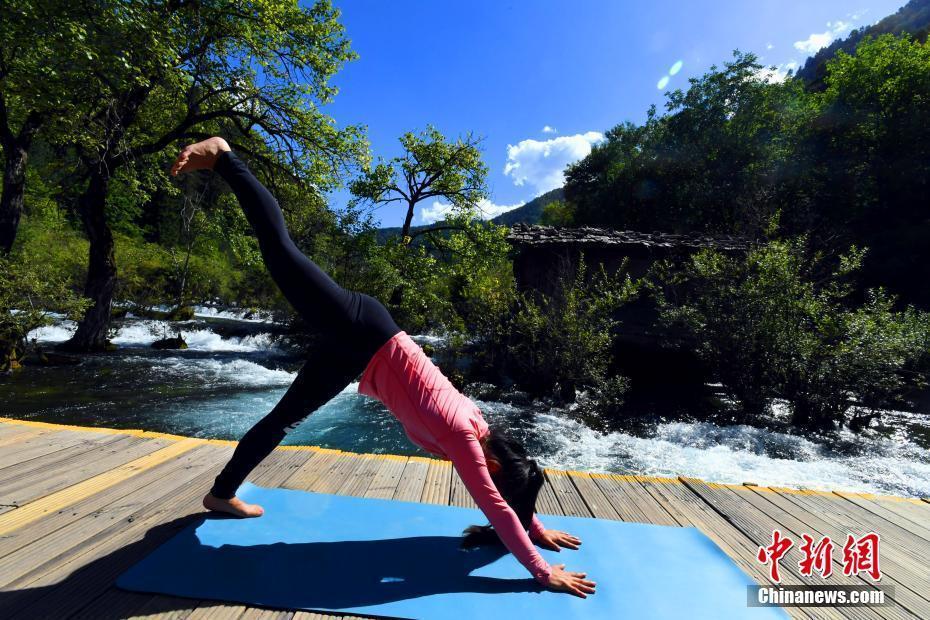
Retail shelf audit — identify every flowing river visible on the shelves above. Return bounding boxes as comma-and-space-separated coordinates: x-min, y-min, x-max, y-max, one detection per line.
3, 307, 929, 498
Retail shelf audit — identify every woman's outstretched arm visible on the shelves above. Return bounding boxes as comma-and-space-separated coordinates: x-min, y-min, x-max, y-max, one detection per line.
444, 431, 596, 598
444, 431, 551, 583
530, 514, 546, 540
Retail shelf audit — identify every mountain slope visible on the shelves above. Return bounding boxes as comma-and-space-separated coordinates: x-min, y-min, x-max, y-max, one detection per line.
489, 188, 564, 226
374, 187, 565, 243
796, 0, 930, 88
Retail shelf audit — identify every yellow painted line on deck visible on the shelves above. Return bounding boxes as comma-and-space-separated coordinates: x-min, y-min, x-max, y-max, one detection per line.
378, 453, 411, 462
0, 437, 203, 536
0, 416, 233, 446
584, 472, 681, 485
637, 475, 682, 484
834, 490, 927, 504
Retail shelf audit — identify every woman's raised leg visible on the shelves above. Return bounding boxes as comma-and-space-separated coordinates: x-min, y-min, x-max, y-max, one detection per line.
172, 138, 401, 352
211, 149, 361, 333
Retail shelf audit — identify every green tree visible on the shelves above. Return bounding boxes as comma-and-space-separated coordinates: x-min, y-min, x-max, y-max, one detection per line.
0, 0, 93, 253
804, 34, 930, 305
51, 0, 365, 351
350, 126, 488, 241
565, 51, 813, 236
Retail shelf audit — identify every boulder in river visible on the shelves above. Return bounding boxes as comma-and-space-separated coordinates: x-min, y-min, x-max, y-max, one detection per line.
169, 306, 196, 321
152, 336, 188, 350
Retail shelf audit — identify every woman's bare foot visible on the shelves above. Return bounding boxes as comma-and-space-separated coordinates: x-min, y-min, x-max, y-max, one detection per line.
171, 137, 231, 176
202, 492, 264, 518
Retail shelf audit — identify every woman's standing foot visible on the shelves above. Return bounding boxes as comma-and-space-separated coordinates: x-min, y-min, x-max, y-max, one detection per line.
202, 492, 265, 518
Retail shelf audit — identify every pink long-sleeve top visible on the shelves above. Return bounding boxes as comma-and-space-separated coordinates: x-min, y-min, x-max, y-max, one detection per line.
357, 330, 552, 585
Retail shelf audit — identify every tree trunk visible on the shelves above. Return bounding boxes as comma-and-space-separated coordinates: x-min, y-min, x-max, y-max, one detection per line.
58, 82, 151, 352
61, 170, 117, 352
0, 145, 30, 254
175, 245, 192, 312
401, 199, 416, 241
0, 110, 44, 254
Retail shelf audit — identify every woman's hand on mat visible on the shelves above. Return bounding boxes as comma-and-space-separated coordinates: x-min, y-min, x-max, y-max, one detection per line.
171, 137, 232, 176
536, 529, 582, 551
547, 564, 596, 598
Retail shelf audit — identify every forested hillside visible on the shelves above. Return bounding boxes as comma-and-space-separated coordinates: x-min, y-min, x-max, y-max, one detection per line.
489, 188, 564, 226
797, 0, 930, 87
564, 34, 930, 307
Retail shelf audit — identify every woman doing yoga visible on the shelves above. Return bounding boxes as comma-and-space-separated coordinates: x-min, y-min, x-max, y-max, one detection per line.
171, 137, 596, 598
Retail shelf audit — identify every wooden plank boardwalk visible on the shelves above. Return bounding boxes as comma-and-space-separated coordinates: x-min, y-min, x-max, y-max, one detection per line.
0, 417, 926, 620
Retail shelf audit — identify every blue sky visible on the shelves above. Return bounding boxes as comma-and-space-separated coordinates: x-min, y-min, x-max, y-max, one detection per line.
322, 0, 906, 228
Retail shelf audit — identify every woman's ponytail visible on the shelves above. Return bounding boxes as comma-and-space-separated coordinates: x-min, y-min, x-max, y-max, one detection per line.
461, 524, 501, 547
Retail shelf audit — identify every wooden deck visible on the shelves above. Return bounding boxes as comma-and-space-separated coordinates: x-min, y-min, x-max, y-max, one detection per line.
0, 417, 926, 620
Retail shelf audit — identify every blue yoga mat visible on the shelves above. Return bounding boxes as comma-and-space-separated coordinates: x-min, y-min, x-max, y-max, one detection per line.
117, 482, 786, 619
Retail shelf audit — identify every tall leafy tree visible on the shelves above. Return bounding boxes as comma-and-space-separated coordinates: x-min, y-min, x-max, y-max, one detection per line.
0, 1, 91, 253
565, 51, 810, 236
350, 126, 488, 241
807, 34, 930, 304
53, 0, 365, 350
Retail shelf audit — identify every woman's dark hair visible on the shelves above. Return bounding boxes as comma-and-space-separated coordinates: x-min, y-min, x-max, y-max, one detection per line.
461, 425, 545, 548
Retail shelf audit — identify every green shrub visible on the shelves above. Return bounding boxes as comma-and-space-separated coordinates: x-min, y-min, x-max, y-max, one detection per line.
657, 237, 930, 429
113, 234, 174, 311
438, 215, 515, 337
378, 238, 456, 333
539, 200, 576, 226
14, 210, 88, 291
0, 255, 90, 370
15, 203, 281, 316
483, 254, 636, 407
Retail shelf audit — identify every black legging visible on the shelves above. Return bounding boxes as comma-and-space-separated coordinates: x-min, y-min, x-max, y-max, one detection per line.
209, 151, 401, 499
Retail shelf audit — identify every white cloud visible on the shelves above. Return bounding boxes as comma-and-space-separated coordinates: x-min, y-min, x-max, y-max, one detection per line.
794, 31, 833, 54
542, 125, 558, 134
419, 201, 453, 224
751, 60, 799, 83
766, 42, 774, 50
503, 131, 604, 194
794, 19, 854, 55
473, 199, 524, 220
418, 198, 523, 224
